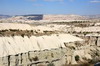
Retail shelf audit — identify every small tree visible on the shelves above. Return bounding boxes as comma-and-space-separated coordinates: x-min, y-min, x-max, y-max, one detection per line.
33, 56, 39, 61
75, 55, 80, 61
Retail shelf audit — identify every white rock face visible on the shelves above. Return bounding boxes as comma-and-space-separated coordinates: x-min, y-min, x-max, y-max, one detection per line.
0, 23, 53, 32
0, 34, 83, 57
74, 27, 100, 32
97, 37, 100, 46
0, 23, 33, 30
43, 15, 86, 20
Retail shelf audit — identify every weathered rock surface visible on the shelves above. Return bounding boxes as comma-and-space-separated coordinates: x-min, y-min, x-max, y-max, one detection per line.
0, 34, 83, 57
0, 21, 100, 66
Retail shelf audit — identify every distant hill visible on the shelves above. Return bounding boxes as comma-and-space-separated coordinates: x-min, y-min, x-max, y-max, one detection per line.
21, 14, 43, 16
43, 14, 87, 20
2, 14, 100, 20
84, 14, 100, 19
0, 14, 11, 19
11, 14, 87, 20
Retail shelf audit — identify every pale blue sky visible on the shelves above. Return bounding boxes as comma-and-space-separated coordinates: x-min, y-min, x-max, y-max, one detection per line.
0, 0, 100, 15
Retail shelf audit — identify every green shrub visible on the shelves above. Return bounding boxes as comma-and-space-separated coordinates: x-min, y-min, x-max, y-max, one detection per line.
47, 63, 55, 66
75, 55, 80, 61
33, 56, 39, 61
21, 34, 24, 37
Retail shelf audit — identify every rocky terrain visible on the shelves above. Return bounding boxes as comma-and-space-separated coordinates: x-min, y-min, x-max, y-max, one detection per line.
0, 15, 100, 66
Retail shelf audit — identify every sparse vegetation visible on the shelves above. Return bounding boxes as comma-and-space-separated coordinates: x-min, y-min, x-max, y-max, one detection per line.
63, 62, 91, 66
47, 63, 55, 66
21, 34, 25, 37
51, 53, 54, 58
83, 32, 90, 35
33, 56, 39, 61
11, 34, 14, 37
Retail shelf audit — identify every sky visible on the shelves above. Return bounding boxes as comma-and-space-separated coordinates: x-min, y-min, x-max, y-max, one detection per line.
0, 0, 100, 15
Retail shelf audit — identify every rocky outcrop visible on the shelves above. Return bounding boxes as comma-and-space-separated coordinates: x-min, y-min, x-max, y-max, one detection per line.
0, 34, 83, 57
1, 21, 100, 66
0, 48, 70, 66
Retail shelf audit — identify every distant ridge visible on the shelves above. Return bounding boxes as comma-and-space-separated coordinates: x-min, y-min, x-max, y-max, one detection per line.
84, 14, 100, 19
0, 14, 11, 19
14, 14, 43, 17
1, 14, 100, 20
11, 14, 87, 20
